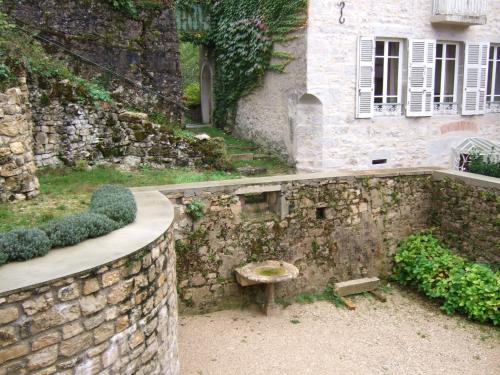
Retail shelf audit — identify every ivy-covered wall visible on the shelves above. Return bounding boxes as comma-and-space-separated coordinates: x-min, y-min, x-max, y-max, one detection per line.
431, 173, 500, 265
3, 0, 182, 119
176, 0, 307, 129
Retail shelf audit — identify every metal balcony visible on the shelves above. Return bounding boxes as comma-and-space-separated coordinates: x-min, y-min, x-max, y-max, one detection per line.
431, 0, 487, 25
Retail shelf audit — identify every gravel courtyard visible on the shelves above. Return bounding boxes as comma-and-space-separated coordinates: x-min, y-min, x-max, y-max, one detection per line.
179, 287, 499, 375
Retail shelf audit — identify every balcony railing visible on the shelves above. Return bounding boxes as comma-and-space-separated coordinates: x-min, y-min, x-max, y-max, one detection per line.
431, 0, 487, 25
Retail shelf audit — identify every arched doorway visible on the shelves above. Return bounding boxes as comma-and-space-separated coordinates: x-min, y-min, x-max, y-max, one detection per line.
200, 63, 213, 124
294, 93, 323, 172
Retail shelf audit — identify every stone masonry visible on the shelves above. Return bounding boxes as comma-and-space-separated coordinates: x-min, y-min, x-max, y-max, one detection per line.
164, 169, 499, 313
0, 78, 39, 202
169, 171, 434, 312
0, 227, 179, 375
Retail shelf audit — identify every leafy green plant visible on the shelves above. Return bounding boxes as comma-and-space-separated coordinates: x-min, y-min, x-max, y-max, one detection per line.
41, 212, 118, 248
184, 82, 200, 107
106, 0, 138, 17
393, 234, 499, 325
176, 0, 307, 128
0, 229, 51, 261
186, 201, 204, 220
90, 185, 137, 227
468, 152, 500, 178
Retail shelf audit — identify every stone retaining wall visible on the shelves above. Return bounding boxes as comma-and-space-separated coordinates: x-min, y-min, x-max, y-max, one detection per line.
29, 79, 226, 169
0, 79, 39, 202
165, 171, 434, 312
0, 226, 179, 375
431, 172, 500, 264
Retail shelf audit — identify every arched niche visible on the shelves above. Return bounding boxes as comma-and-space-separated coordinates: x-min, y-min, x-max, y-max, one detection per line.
200, 63, 213, 124
294, 93, 323, 172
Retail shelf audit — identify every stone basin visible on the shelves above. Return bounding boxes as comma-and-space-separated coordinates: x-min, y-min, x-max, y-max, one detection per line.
235, 260, 299, 315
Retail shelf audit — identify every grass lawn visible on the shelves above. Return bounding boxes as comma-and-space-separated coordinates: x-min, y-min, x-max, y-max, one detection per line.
0, 127, 292, 232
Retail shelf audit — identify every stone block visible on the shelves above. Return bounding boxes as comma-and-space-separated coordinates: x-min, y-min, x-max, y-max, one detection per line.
0, 306, 19, 324
83, 278, 100, 295
80, 294, 107, 316
27, 344, 58, 371
31, 331, 60, 351
0, 343, 29, 365
59, 332, 93, 357
334, 277, 380, 297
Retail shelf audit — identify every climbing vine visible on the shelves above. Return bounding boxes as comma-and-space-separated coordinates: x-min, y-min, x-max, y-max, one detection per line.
175, 0, 307, 129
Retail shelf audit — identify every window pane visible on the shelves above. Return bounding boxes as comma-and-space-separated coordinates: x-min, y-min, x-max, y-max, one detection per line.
444, 60, 455, 96
495, 61, 500, 96
386, 97, 398, 103
446, 44, 456, 58
497, 47, 500, 60
374, 97, 382, 103
443, 96, 453, 103
434, 60, 442, 97
494, 96, 500, 102
388, 42, 399, 57
436, 44, 443, 58
387, 58, 399, 97
487, 61, 493, 97
376, 41, 384, 56
490, 46, 494, 59
375, 57, 384, 96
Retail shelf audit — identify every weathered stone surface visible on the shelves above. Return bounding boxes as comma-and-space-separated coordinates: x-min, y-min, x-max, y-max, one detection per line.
31, 331, 60, 351
334, 277, 381, 297
59, 332, 93, 357
0, 343, 29, 365
83, 278, 100, 295
80, 294, 107, 316
27, 344, 58, 370
0, 306, 18, 324
0, 226, 178, 375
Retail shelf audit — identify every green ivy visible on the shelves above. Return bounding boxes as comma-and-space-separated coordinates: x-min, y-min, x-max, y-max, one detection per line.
186, 201, 204, 220
106, 0, 138, 17
393, 234, 499, 325
176, 0, 306, 128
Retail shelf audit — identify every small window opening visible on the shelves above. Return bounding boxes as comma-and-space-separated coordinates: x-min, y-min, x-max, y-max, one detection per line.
316, 207, 326, 220
372, 159, 387, 165
240, 192, 280, 217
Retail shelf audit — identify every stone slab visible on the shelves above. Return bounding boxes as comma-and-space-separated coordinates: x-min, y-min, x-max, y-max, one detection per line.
334, 277, 380, 297
0, 191, 174, 296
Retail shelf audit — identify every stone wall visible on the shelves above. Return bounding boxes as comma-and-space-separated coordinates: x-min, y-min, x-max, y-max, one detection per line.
431, 171, 500, 264
235, 29, 307, 164
0, 79, 39, 202
3, 0, 182, 120
0, 225, 179, 375
29, 78, 227, 169
165, 170, 433, 312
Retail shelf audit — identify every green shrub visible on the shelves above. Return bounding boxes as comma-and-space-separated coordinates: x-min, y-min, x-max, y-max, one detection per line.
186, 201, 204, 220
393, 234, 500, 325
90, 185, 137, 227
41, 212, 118, 248
183, 82, 200, 107
0, 229, 51, 261
0, 250, 7, 266
468, 153, 500, 178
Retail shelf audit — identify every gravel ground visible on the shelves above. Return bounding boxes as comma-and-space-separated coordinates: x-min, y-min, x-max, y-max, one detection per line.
179, 287, 499, 375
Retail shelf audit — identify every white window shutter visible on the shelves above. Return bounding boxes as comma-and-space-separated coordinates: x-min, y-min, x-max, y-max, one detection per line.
406, 39, 435, 117
356, 36, 374, 118
462, 42, 490, 115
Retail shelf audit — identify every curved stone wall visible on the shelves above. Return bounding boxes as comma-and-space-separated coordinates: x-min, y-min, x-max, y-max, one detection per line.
0, 192, 179, 375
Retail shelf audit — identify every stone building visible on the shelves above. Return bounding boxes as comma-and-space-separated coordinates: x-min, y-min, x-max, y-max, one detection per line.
235, 0, 500, 172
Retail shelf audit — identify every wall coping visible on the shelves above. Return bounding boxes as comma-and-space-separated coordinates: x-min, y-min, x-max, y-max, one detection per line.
0, 191, 174, 297
131, 167, 439, 195
433, 170, 500, 190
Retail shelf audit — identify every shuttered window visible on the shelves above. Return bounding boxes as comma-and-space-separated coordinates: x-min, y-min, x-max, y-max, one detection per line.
433, 42, 459, 114
486, 45, 500, 112
462, 42, 489, 115
356, 37, 375, 118
406, 39, 436, 117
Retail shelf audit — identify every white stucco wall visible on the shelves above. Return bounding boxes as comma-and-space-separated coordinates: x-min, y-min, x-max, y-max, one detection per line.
307, 0, 500, 171
235, 29, 307, 163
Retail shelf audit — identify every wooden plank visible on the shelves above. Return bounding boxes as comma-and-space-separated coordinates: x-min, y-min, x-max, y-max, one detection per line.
334, 277, 380, 297
340, 297, 356, 310
369, 290, 387, 302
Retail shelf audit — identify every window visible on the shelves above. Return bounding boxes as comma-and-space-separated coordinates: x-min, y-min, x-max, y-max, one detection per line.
434, 42, 459, 114
486, 45, 500, 112
374, 40, 402, 115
